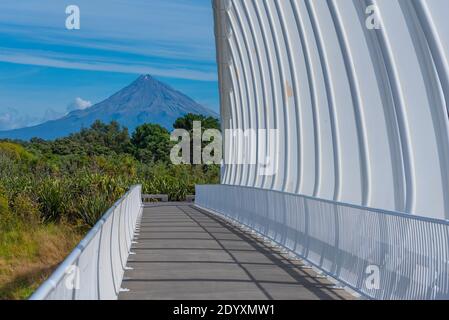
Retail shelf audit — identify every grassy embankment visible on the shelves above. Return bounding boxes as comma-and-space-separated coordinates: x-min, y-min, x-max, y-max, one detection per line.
0, 142, 82, 299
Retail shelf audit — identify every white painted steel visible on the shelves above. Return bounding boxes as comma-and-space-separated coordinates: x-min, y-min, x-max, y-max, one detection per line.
214, 0, 449, 219
29, 185, 142, 300
196, 184, 449, 299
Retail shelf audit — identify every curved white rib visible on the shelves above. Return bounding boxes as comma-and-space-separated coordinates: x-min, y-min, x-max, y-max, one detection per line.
214, 0, 449, 220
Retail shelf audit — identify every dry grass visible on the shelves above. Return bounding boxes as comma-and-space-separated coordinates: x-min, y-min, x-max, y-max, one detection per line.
0, 223, 82, 300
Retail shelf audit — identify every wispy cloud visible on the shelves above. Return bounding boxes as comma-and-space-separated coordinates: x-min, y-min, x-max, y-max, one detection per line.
0, 50, 217, 81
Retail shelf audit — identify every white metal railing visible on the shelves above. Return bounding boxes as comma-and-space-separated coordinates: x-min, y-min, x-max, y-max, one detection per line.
195, 184, 449, 300
30, 185, 142, 300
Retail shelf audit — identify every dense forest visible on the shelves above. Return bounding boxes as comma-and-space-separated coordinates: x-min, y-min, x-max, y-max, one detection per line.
0, 114, 220, 299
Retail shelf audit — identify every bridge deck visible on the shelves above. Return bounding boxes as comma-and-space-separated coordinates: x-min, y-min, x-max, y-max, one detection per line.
119, 204, 354, 300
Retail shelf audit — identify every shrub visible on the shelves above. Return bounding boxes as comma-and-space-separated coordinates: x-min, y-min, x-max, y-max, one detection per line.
0, 142, 34, 162
36, 179, 69, 222
10, 193, 41, 227
0, 190, 12, 229
76, 193, 111, 227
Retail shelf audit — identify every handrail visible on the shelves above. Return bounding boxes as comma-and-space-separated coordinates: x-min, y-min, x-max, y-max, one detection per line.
216, 184, 449, 226
29, 185, 142, 300
196, 184, 449, 300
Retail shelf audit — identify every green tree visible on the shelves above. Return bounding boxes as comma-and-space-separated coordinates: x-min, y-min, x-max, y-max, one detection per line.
173, 113, 220, 131
131, 124, 171, 163
47, 120, 131, 156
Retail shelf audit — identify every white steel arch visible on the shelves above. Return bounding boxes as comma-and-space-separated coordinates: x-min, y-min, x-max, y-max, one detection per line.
214, 0, 449, 220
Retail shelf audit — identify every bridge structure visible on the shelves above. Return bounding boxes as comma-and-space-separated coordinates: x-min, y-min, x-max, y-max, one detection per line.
30, 0, 449, 300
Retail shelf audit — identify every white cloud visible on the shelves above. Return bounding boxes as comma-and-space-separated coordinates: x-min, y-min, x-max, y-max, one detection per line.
67, 97, 93, 112
0, 108, 39, 131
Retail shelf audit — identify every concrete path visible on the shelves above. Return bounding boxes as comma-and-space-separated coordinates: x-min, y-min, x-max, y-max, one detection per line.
119, 204, 354, 300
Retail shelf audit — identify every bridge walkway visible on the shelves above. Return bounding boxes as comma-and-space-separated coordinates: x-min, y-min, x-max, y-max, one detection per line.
119, 203, 354, 300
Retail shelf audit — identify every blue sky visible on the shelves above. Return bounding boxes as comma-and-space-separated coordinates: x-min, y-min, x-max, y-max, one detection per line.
0, 0, 218, 130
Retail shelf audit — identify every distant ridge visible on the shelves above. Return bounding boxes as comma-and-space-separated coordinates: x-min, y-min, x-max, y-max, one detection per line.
0, 75, 217, 140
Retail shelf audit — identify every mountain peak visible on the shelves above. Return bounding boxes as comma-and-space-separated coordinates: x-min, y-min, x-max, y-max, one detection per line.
137, 74, 155, 82
129, 74, 167, 92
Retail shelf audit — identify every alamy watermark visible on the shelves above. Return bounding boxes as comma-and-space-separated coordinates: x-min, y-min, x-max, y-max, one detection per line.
365, 264, 381, 290
65, 5, 80, 30
366, 4, 381, 30
64, 265, 80, 290
64, 4, 380, 31
170, 121, 279, 177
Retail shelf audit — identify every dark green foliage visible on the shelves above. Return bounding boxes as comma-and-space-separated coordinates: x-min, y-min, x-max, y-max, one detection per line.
28, 120, 131, 157
131, 123, 172, 163
173, 113, 220, 131
139, 163, 219, 201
